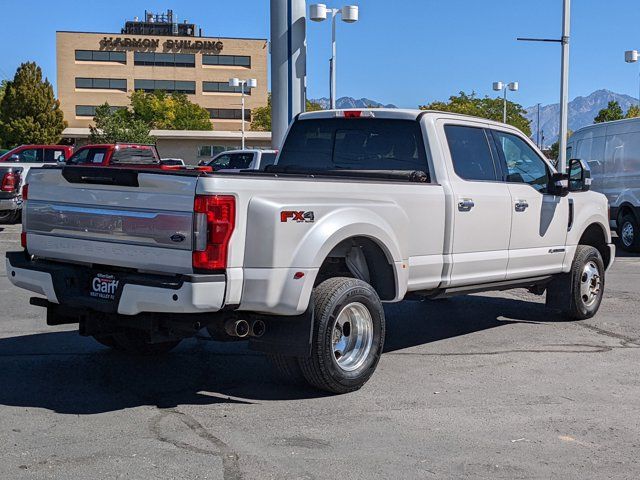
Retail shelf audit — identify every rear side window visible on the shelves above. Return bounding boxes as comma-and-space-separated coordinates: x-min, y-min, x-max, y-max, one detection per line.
68, 148, 109, 165
444, 125, 498, 181
227, 153, 254, 169
44, 149, 67, 163
260, 153, 277, 168
111, 147, 159, 165
278, 119, 428, 173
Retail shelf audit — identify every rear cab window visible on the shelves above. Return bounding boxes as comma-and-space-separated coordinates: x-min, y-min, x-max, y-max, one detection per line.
278, 118, 430, 179
110, 147, 159, 166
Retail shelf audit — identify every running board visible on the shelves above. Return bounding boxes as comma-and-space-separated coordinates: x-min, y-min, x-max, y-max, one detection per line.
431, 275, 554, 299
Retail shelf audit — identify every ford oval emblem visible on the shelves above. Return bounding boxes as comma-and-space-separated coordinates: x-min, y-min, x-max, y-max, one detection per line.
170, 233, 186, 243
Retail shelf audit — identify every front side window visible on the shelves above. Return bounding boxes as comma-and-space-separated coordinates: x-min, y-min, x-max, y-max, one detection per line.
44, 149, 67, 162
67, 148, 109, 165
444, 125, 498, 181
210, 154, 232, 168
491, 130, 549, 192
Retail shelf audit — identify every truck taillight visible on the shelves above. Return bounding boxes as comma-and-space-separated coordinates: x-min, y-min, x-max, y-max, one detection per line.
22, 183, 28, 200
1, 172, 17, 192
20, 232, 27, 249
192, 195, 235, 271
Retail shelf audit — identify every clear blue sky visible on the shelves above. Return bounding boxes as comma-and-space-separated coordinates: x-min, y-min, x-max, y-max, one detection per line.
0, 0, 638, 108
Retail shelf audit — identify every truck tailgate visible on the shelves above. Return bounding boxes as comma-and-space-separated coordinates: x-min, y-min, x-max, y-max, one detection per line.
24, 167, 198, 274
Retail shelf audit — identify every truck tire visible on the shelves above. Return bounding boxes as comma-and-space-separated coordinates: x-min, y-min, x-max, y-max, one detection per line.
267, 354, 305, 384
618, 214, 640, 253
112, 329, 181, 356
298, 277, 385, 394
560, 245, 605, 320
0, 210, 19, 224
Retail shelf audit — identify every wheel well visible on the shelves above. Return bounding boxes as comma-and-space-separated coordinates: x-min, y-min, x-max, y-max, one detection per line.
316, 237, 396, 301
579, 223, 610, 267
618, 203, 637, 223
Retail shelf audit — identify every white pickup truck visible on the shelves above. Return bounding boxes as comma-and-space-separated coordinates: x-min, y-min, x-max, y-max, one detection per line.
6, 109, 614, 394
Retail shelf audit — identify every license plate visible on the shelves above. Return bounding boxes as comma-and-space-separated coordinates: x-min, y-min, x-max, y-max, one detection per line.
88, 273, 121, 302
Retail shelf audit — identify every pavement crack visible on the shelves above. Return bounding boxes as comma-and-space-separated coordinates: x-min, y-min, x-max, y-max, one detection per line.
150, 408, 242, 480
576, 323, 640, 347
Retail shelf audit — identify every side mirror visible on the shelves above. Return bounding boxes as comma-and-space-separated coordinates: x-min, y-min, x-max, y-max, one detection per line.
7, 154, 19, 163
568, 158, 591, 192
548, 172, 570, 197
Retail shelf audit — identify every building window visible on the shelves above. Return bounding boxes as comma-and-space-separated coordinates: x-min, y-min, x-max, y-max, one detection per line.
134, 52, 195, 68
208, 108, 251, 121
75, 50, 126, 63
134, 79, 196, 94
202, 82, 252, 95
202, 54, 251, 68
75, 78, 127, 91
197, 145, 230, 157
75, 105, 125, 117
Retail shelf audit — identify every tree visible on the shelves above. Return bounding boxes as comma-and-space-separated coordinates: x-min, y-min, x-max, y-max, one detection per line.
594, 101, 624, 123
625, 105, 640, 119
89, 103, 153, 144
130, 90, 212, 130
420, 91, 531, 136
251, 93, 323, 131
0, 62, 66, 148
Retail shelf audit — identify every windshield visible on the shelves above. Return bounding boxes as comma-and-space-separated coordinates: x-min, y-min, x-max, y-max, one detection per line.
278, 118, 428, 172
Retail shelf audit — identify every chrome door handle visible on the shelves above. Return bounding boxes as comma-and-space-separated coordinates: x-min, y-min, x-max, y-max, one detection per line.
515, 200, 529, 212
458, 199, 475, 212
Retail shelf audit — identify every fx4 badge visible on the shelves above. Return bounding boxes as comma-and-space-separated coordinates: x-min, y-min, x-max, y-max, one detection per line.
281, 211, 315, 223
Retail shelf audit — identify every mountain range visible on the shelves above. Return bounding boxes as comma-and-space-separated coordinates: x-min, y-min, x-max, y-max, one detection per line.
309, 96, 397, 109
525, 89, 638, 146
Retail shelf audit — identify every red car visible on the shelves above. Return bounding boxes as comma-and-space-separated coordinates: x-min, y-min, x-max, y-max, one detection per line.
0, 144, 73, 165
66, 144, 162, 168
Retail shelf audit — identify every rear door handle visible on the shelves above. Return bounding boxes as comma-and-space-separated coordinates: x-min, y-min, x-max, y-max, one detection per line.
515, 200, 529, 212
458, 199, 475, 212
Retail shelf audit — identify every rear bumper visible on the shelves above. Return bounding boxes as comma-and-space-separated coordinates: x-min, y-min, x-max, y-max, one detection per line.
5, 251, 226, 315
0, 196, 21, 211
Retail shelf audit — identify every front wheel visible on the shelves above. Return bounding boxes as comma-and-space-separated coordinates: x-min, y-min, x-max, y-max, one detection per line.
562, 245, 605, 320
297, 277, 385, 394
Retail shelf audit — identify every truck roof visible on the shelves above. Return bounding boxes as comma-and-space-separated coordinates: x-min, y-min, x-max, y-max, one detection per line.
297, 108, 520, 130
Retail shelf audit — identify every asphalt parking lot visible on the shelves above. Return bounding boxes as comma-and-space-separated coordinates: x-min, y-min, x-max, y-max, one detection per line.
0, 222, 639, 480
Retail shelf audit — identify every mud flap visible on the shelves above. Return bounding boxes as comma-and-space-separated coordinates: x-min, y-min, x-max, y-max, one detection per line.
545, 272, 573, 312
249, 306, 314, 358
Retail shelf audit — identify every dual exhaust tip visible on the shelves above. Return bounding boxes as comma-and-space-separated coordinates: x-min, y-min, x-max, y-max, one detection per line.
224, 318, 265, 338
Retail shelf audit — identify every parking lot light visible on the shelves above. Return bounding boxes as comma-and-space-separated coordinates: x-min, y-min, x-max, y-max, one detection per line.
228, 78, 257, 149
493, 81, 520, 123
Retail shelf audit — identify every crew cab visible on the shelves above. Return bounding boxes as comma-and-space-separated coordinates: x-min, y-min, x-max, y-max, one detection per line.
66, 143, 161, 168
6, 110, 614, 394
0, 166, 22, 223
200, 149, 278, 172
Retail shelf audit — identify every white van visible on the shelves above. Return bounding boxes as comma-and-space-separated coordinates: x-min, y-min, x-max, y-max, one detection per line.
568, 117, 640, 251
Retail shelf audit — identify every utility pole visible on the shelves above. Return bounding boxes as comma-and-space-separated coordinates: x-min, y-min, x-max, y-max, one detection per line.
517, 0, 571, 171
537, 103, 541, 148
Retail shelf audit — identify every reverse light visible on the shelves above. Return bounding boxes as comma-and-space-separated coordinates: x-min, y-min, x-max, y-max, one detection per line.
192, 195, 236, 271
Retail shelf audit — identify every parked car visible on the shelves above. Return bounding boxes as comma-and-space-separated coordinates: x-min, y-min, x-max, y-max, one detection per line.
199, 149, 278, 172
568, 117, 640, 252
0, 145, 73, 221
0, 166, 23, 224
66, 144, 161, 168
7, 109, 613, 394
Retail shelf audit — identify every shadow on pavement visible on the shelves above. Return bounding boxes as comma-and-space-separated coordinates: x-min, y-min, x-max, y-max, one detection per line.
0, 295, 550, 414
612, 237, 638, 258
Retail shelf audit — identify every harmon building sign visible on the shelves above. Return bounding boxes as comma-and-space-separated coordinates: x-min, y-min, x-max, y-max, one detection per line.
99, 37, 224, 52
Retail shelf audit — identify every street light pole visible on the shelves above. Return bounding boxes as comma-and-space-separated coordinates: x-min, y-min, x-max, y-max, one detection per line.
558, 0, 571, 173
229, 77, 257, 150
624, 49, 640, 108
493, 81, 519, 123
517, 0, 571, 173
310, 4, 359, 109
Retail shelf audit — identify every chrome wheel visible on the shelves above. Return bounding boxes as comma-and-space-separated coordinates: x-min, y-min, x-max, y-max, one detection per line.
580, 261, 601, 307
621, 221, 634, 247
331, 302, 374, 372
